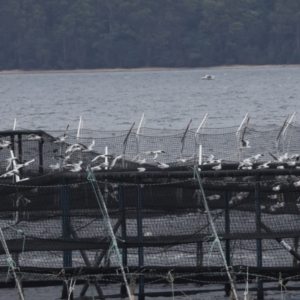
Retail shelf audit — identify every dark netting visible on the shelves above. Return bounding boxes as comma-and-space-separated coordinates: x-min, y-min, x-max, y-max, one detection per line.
1, 127, 300, 298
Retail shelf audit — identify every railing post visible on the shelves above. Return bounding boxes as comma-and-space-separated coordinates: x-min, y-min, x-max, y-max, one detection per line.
61, 184, 72, 299
38, 133, 44, 175
255, 176, 264, 300
225, 191, 231, 297
119, 184, 128, 296
137, 183, 144, 300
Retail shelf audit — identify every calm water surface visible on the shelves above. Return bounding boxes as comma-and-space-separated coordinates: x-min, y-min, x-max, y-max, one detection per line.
0, 66, 300, 131
0, 66, 299, 299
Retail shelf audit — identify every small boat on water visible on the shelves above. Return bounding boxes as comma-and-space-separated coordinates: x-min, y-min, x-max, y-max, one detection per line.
202, 75, 215, 80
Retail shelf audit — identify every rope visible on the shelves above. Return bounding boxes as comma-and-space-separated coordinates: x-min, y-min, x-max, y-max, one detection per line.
67, 277, 77, 300
166, 271, 175, 300
7, 225, 26, 254
278, 272, 287, 300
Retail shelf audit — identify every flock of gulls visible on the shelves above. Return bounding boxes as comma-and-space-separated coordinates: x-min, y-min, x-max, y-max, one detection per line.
0, 124, 300, 216
0, 125, 300, 185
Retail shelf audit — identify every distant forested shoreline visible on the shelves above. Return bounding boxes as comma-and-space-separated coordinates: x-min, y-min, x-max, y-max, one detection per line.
0, 0, 299, 70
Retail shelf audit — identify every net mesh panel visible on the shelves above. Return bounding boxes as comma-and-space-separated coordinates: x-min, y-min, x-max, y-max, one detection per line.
0, 127, 300, 287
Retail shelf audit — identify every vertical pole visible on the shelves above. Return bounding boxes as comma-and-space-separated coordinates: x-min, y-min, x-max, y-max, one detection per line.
105, 146, 108, 169
293, 237, 299, 267
137, 183, 144, 300
136, 114, 145, 161
225, 191, 231, 297
18, 134, 23, 178
0, 228, 25, 300
236, 113, 249, 161
119, 184, 128, 296
77, 116, 83, 140
255, 177, 264, 300
61, 184, 72, 299
195, 114, 208, 158
38, 134, 44, 176
10, 134, 19, 183
198, 145, 202, 166
13, 118, 18, 130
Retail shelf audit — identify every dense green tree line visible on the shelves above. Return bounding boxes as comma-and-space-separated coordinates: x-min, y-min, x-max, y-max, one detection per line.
0, 0, 299, 70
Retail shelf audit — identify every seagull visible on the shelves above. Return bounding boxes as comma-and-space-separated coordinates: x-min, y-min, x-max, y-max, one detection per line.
65, 143, 85, 153
6, 156, 19, 171
98, 161, 109, 169
268, 195, 278, 200
53, 124, 69, 144
54, 153, 73, 162
49, 163, 60, 170
205, 154, 215, 164
246, 154, 264, 163
238, 160, 253, 169
241, 166, 252, 170
156, 162, 169, 169
132, 154, 147, 164
257, 161, 271, 169
0, 168, 20, 178
91, 164, 104, 171
81, 140, 95, 153
110, 155, 124, 169
0, 140, 12, 149
202, 75, 215, 80
236, 192, 249, 200
91, 154, 111, 162
146, 150, 167, 160
240, 138, 250, 149
137, 167, 146, 172
207, 195, 220, 200
269, 152, 288, 162
289, 154, 300, 161
136, 158, 147, 164
177, 154, 196, 163
28, 134, 44, 144
212, 164, 222, 170
64, 161, 83, 172
16, 159, 35, 169
272, 185, 281, 191
294, 181, 300, 187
